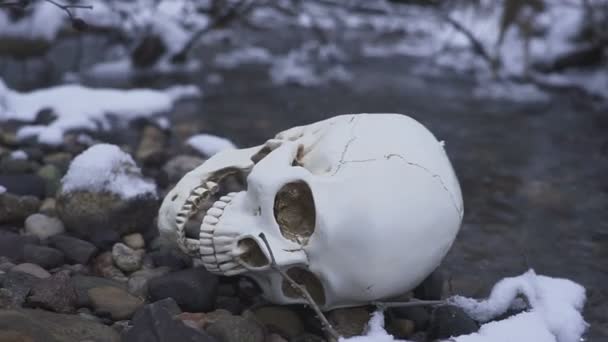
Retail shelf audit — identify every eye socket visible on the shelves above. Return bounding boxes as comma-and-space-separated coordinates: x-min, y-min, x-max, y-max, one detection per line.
273, 181, 316, 243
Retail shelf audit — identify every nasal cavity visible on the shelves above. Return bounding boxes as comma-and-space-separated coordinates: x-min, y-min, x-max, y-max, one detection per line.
282, 266, 326, 306
237, 237, 269, 268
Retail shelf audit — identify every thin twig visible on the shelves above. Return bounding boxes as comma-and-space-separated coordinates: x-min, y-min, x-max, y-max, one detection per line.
373, 299, 446, 309
44, 0, 93, 19
258, 233, 340, 341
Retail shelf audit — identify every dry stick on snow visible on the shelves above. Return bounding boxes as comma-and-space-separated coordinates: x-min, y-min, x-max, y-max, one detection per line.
258, 233, 340, 341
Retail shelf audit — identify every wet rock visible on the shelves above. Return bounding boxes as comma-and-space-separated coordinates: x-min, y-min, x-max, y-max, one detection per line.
2, 271, 39, 307
386, 318, 415, 339
327, 307, 370, 338
39, 198, 57, 215
149, 247, 193, 271
24, 213, 65, 240
136, 125, 168, 166
127, 267, 170, 297
0, 308, 120, 342
0, 288, 13, 309
414, 269, 444, 301
253, 306, 304, 338
163, 155, 205, 183
88, 286, 144, 320
23, 244, 65, 269
390, 306, 430, 331
207, 314, 265, 342
43, 152, 73, 173
176, 310, 232, 330
37, 164, 62, 197
71, 275, 127, 308
0, 193, 40, 223
12, 263, 51, 279
93, 252, 128, 282
112, 242, 144, 273
147, 266, 219, 312
0, 157, 36, 174
427, 305, 479, 340
0, 231, 26, 261
123, 233, 145, 249
48, 234, 98, 265
0, 174, 45, 198
27, 271, 77, 313
123, 298, 216, 342
214, 296, 243, 315
56, 191, 158, 248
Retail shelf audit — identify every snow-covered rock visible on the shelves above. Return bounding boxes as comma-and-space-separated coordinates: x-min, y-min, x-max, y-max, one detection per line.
186, 134, 236, 157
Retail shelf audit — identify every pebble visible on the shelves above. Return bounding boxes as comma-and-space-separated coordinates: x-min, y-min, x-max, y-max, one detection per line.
427, 305, 479, 340
0, 308, 120, 341
162, 155, 205, 183
147, 266, 219, 312
123, 298, 216, 342
12, 263, 51, 279
112, 242, 144, 273
36, 164, 62, 197
127, 266, 171, 297
327, 307, 370, 338
93, 252, 128, 282
24, 213, 65, 240
148, 247, 193, 271
48, 234, 98, 265
253, 306, 304, 338
207, 314, 265, 342
386, 318, 415, 339
136, 125, 168, 166
71, 275, 127, 308
0, 231, 27, 261
22, 244, 65, 269
0, 193, 40, 224
43, 152, 73, 173
39, 198, 57, 215
123, 233, 145, 249
2, 270, 40, 307
56, 190, 158, 249
27, 270, 77, 313
88, 286, 144, 321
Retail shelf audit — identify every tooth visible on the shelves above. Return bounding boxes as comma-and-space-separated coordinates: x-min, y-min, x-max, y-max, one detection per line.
220, 196, 232, 202
213, 236, 233, 244
199, 246, 215, 255
202, 256, 216, 264
219, 261, 239, 271
213, 201, 228, 209
199, 232, 213, 239
228, 192, 237, 197
199, 238, 214, 246
200, 224, 215, 233
224, 268, 245, 276
215, 244, 233, 253
192, 187, 207, 196
203, 216, 219, 225
207, 208, 223, 217
205, 181, 219, 193
215, 254, 232, 263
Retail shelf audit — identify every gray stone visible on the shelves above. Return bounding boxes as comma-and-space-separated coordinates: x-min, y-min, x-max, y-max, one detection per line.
93, 251, 127, 282
27, 271, 77, 313
427, 305, 479, 340
127, 267, 170, 297
136, 125, 168, 166
163, 155, 205, 183
123, 233, 145, 249
48, 234, 98, 265
12, 263, 51, 279
253, 306, 304, 338
43, 152, 73, 173
207, 315, 265, 342
56, 190, 158, 248
37, 164, 62, 197
2, 271, 39, 307
148, 247, 193, 271
123, 298, 216, 342
0, 193, 40, 224
327, 307, 370, 338
24, 213, 65, 240
147, 266, 219, 312
88, 286, 144, 321
71, 275, 127, 308
0, 308, 120, 342
0, 231, 26, 261
112, 242, 144, 273
0, 174, 45, 198
23, 244, 65, 269
39, 198, 57, 216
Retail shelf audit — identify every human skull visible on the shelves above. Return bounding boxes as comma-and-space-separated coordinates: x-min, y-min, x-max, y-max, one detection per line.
158, 114, 463, 309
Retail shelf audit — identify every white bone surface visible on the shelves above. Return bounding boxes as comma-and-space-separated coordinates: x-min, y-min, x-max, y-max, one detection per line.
158, 113, 464, 309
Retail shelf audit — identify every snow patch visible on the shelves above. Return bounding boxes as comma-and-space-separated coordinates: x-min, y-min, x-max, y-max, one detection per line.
0, 79, 199, 145
0, 2, 64, 42
214, 47, 273, 69
10, 150, 27, 160
0, 185, 6, 194
187, 134, 236, 157
61, 144, 156, 199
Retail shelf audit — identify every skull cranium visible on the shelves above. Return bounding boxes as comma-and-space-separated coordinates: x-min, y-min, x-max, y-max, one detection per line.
158, 114, 463, 309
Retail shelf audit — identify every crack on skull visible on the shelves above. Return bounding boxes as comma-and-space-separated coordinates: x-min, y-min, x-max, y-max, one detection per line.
385, 153, 463, 218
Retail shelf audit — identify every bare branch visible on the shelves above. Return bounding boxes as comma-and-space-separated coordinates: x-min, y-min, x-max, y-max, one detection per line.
258, 233, 340, 341
373, 299, 446, 309
44, 0, 92, 20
